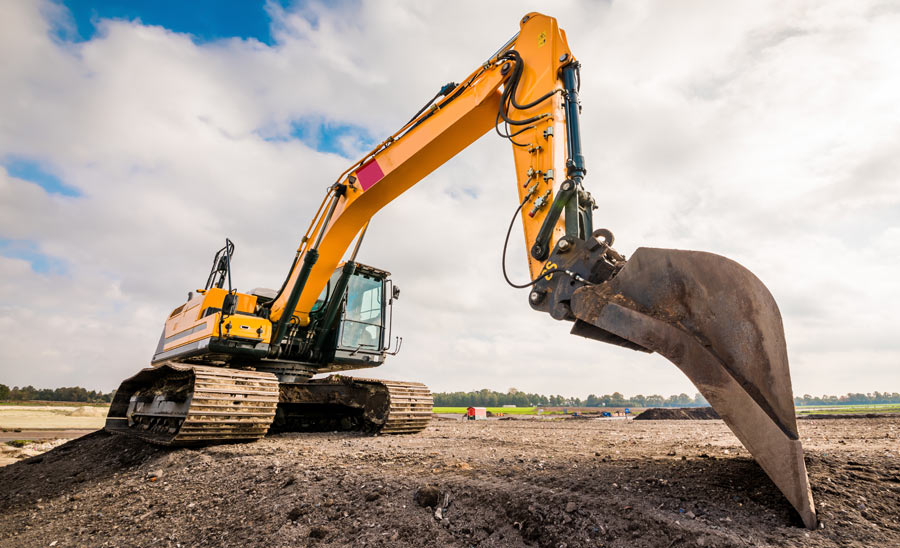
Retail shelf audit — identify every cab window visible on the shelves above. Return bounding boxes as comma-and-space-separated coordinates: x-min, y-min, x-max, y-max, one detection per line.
312, 269, 343, 313
339, 274, 383, 350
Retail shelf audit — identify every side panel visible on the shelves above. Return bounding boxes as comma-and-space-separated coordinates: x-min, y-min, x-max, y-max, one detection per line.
157, 289, 272, 358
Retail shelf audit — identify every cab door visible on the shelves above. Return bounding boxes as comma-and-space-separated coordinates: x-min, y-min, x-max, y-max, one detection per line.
332, 271, 387, 367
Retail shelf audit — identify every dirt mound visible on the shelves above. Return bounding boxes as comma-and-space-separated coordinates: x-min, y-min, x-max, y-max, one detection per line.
1, 419, 898, 547
66, 406, 108, 417
634, 407, 721, 420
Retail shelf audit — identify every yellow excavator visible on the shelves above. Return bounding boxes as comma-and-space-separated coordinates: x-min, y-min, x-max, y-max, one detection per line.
106, 13, 817, 528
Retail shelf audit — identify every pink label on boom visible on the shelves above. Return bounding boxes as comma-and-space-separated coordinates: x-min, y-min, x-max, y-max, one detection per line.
356, 159, 385, 191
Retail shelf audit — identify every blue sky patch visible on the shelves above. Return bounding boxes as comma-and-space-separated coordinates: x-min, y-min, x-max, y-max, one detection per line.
295, 120, 374, 157
57, 0, 289, 45
262, 119, 375, 158
0, 239, 69, 275
3, 157, 81, 197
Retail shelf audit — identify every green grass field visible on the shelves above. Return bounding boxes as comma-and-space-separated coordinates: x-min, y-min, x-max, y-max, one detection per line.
796, 403, 900, 415
433, 407, 538, 415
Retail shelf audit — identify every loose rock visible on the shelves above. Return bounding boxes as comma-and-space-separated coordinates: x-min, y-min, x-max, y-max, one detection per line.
414, 484, 441, 508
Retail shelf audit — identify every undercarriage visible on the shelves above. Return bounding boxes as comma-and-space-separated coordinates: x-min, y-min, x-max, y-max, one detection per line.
105, 364, 433, 445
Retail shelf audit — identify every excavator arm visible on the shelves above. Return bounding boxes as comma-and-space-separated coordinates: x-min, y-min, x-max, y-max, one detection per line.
266, 14, 581, 331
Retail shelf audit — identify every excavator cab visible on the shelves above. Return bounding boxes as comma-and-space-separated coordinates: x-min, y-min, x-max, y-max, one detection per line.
332, 264, 397, 368
311, 263, 399, 372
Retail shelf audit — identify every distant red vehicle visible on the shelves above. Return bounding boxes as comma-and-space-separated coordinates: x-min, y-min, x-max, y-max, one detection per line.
466, 407, 487, 421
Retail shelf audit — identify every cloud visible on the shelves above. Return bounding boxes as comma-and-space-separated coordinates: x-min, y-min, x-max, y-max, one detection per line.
0, 238, 69, 274
0, 0, 897, 398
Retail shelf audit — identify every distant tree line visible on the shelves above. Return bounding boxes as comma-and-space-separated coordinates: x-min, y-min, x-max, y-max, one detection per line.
794, 392, 900, 406
0, 384, 113, 403
1, 383, 897, 407
434, 388, 900, 408
433, 388, 710, 408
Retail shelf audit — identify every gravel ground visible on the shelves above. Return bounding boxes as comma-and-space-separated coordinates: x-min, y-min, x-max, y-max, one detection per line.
1, 417, 897, 547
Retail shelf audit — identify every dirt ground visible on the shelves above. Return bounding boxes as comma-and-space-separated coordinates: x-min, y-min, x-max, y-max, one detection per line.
0, 430, 96, 445
0, 405, 107, 430
1, 416, 897, 548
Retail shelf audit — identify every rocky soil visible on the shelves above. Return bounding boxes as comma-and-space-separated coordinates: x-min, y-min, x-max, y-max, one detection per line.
0, 438, 71, 467
1, 417, 898, 547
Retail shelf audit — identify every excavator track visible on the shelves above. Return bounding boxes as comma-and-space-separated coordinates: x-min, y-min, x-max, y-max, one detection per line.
105, 364, 279, 446
274, 375, 433, 434
355, 378, 434, 434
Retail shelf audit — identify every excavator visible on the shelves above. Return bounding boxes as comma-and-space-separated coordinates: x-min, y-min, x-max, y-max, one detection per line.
106, 13, 817, 528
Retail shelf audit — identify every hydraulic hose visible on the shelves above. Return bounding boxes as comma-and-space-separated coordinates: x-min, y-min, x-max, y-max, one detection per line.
501, 195, 576, 289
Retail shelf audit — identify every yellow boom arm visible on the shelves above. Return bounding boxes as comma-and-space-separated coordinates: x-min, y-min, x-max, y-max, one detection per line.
268, 13, 577, 327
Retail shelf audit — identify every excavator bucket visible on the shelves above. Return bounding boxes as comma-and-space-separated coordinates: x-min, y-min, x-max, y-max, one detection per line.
569, 247, 817, 529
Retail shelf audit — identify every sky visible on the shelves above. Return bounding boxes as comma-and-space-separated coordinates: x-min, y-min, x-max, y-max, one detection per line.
0, 0, 898, 398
